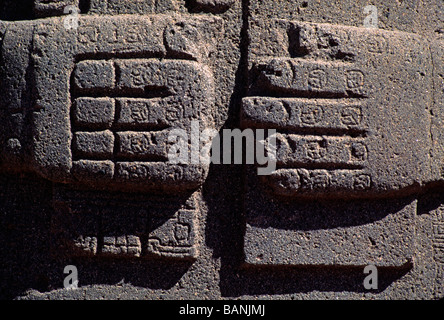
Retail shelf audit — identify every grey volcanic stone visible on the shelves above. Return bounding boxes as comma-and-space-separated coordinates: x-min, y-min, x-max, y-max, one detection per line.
0, 0, 443, 301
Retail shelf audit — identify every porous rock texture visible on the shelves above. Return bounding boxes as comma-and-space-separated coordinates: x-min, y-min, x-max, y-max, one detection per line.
0, 0, 443, 300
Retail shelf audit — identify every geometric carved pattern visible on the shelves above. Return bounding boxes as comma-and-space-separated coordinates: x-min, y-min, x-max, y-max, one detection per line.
32, 14, 221, 193
52, 186, 198, 260
70, 58, 213, 190
241, 19, 430, 267
433, 207, 444, 297
242, 19, 434, 199
433, 208, 444, 264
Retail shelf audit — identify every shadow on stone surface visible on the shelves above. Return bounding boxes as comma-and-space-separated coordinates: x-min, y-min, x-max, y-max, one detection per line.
45, 257, 193, 293
0, 174, 195, 299
0, 174, 53, 299
203, 162, 414, 297
219, 264, 412, 297
0, 0, 33, 21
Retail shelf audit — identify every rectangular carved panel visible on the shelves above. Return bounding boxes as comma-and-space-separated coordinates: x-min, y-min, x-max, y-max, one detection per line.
241, 19, 434, 267
52, 186, 199, 260
31, 15, 223, 192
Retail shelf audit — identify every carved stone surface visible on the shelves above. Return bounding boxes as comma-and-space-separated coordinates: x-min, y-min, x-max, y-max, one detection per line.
242, 20, 439, 267
29, 14, 220, 192
244, 20, 441, 199
52, 186, 199, 259
34, 0, 79, 18
239, 0, 443, 299
0, 0, 443, 300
